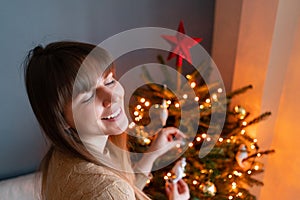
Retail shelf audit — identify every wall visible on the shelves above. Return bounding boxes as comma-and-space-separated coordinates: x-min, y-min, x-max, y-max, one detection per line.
213, 0, 300, 199
0, 0, 215, 179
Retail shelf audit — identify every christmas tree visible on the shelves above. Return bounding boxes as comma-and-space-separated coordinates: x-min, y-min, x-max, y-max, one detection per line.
127, 21, 274, 200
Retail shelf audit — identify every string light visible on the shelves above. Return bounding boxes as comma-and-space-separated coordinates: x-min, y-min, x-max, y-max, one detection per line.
190, 82, 196, 88
196, 137, 201, 142
228, 174, 233, 179
241, 129, 246, 135
167, 172, 172, 177
164, 176, 169, 180
176, 144, 181, 148
140, 98, 145, 103
219, 138, 223, 142
183, 94, 188, 99
128, 122, 135, 129
145, 101, 150, 107
188, 142, 194, 147
186, 74, 192, 80
254, 165, 259, 170
202, 133, 207, 138
207, 137, 211, 142
135, 117, 140, 121
205, 98, 211, 103
232, 182, 237, 189
134, 111, 139, 116
212, 93, 218, 101
199, 104, 204, 109
251, 144, 256, 149
237, 192, 243, 197
146, 179, 151, 184
229, 196, 233, 200
167, 100, 172, 105
192, 180, 198, 185
253, 138, 258, 143
154, 104, 160, 108
257, 153, 261, 157
217, 88, 223, 93
227, 139, 231, 143
136, 105, 142, 109
194, 96, 199, 101
242, 121, 247, 126
247, 170, 252, 175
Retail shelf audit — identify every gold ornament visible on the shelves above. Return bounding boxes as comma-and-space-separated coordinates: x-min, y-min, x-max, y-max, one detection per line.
199, 181, 217, 196
233, 105, 247, 120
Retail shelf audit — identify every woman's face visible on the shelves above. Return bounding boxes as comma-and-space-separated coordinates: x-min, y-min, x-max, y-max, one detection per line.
64, 71, 129, 138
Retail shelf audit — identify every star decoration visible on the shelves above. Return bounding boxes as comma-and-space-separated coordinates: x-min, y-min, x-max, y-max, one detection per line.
162, 21, 202, 67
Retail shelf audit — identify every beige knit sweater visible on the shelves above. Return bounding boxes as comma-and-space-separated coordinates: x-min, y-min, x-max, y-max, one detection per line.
45, 149, 149, 200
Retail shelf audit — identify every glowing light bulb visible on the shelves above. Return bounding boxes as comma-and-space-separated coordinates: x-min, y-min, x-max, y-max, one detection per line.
217, 88, 223, 93
140, 98, 145, 103
206, 98, 211, 103
242, 121, 247, 126
219, 138, 223, 142
134, 111, 139, 116
207, 137, 211, 142
145, 101, 150, 107
167, 100, 172, 105
229, 196, 233, 200
167, 172, 172, 177
186, 74, 192, 80
188, 142, 194, 147
196, 137, 201, 142
247, 170, 252, 174
228, 174, 232, 178
241, 129, 246, 134
190, 82, 196, 88
257, 153, 261, 157
194, 96, 199, 101
176, 144, 181, 148
202, 133, 207, 138
193, 180, 198, 185
183, 94, 188, 99
175, 103, 180, 108
136, 105, 142, 109
254, 165, 259, 170
253, 138, 258, 143
164, 176, 169, 180
199, 104, 204, 109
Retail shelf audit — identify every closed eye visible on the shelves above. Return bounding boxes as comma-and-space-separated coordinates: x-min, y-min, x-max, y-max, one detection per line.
82, 92, 95, 103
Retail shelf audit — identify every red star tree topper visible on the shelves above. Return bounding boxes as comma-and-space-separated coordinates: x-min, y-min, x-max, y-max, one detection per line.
162, 21, 202, 67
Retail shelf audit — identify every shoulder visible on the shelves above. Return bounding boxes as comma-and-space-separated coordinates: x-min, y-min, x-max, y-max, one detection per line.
47, 149, 135, 200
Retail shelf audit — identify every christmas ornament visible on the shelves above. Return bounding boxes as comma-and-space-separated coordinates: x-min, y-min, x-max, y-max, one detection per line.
161, 20, 202, 67
170, 157, 187, 183
160, 85, 168, 127
234, 105, 247, 120
199, 181, 217, 196
235, 144, 250, 169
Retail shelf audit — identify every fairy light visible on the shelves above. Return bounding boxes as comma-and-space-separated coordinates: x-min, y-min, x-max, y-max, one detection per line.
190, 82, 196, 88
164, 176, 169, 180
242, 121, 247, 126
219, 138, 223, 142
207, 137, 211, 142
254, 165, 259, 170
228, 174, 233, 179
154, 104, 160, 108
167, 172, 172, 177
232, 182, 237, 189
229, 196, 233, 200
167, 100, 172, 105
194, 96, 199, 101
237, 192, 243, 197
146, 179, 151, 184
176, 144, 181, 148
145, 101, 150, 107
188, 142, 194, 147
128, 122, 135, 129
227, 139, 231, 143
251, 144, 256, 149
135, 117, 140, 121
175, 103, 180, 108
202, 133, 207, 138
233, 171, 242, 177
241, 129, 246, 135
183, 94, 188, 99
143, 138, 151, 145
212, 93, 218, 101
138, 115, 142, 119
253, 138, 258, 143
247, 170, 252, 175
136, 105, 142, 109
205, 98, 211, 103
140, 98, 145, 103
217, 88, 223, 93
199, 104, 204, 109
196, 137, 201, 142
186, 74, 192, 80
257, 153, 262, 157
192, 180, 198, 185
134, 111, 139, 116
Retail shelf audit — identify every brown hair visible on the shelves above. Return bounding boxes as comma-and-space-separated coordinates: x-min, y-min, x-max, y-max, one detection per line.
24, 41, 149, 199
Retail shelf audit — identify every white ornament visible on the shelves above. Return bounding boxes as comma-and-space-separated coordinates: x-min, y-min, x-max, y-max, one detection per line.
235, 144, 250, 169
171, 157, 187, 183
160, 99, 168, 126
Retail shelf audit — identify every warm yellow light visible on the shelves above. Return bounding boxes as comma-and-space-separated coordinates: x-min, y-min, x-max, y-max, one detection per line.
253, 138, 258, 143
227, 139, 231, 143
254, 165, 259, 170
146, 179, 151, 184
212, 93, 218, 101
199, 104, 204, 109
128, 122, 135, 129
242, 121, 247, 126
167, 100, 172, 105
140, 98, 146, 103
183, 94, 188, 99
232, 182, 237, 189
247, 170, 252, 174
188, 142, 194, 147
167, 172, 172, 177
164, 176, 169, 180
134, 111, 139, 116
202, 133, 207, 138
251, 144, 256, 149
257, 153, 261, 157
241, 129, 246, 134
176, 144, 181, 148
219, 138, 223, 142
194, 96, 199, 101
228, 174, 232, 179
192, 180, 198, 185
138, 115, 142, 119
186, 74, 192, 80
196, 137, 201, 142
145, 101, 150, 107
135, 117, 140, 121
207, 137, 211, 142
136, 105, 142, 109
190, 82, 196, 88
206, 98, 211, 103
229, 196, 233, 200
154, 104, 159, 108
175, 103, 180, 108
217, 88, 223, 93
238, 192, 243, 197
143, 138, 151, 145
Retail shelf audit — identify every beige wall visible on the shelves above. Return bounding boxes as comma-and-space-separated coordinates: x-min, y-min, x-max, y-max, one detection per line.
213, 0, 300, 199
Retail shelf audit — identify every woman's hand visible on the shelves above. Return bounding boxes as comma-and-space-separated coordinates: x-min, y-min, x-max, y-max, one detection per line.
165, 179, 190, 200
147, 127, 186, 158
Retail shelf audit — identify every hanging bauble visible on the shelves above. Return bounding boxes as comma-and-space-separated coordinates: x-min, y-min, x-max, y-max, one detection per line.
171, 157, 187, 183
233, 105, 247, 120
199, 181, 217, 197
235, 144, 250, 170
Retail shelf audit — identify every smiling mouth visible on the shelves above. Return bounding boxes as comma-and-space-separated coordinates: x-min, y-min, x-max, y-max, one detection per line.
101, 108, 122, 120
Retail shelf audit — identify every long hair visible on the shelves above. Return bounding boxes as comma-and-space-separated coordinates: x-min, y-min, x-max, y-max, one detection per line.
23, 41, 149, 199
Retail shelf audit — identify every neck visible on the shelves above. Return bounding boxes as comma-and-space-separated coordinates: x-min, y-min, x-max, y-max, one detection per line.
81, 135, 109, 155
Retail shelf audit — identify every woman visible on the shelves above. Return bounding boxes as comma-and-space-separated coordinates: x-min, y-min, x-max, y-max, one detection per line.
24, 41, 190, 200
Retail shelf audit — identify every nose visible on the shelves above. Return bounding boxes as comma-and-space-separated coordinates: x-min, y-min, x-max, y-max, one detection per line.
96, 86, 115, 108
